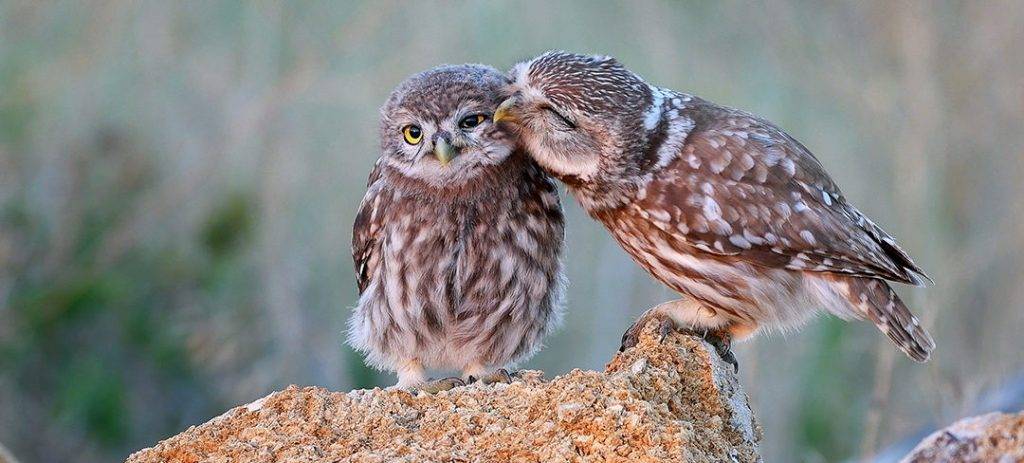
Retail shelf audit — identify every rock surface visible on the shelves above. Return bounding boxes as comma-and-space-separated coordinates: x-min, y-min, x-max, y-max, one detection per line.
901, 411, 1024, 463
126, 320, 761, 462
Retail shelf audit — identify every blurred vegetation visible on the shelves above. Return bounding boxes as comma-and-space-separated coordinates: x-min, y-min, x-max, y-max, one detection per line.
1, 1, 1022, 462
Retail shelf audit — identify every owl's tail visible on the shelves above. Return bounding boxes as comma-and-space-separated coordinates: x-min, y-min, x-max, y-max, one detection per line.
845, 277, 936, 362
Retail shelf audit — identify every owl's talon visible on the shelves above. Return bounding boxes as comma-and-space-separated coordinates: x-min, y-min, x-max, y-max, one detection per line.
657, 317, 676, 343
619, 324, 641, 352
620, 312, 671, 352
470, 368, 513, 385
620, 310, 739, 372
723, 351, 740, 373
412, 377, 465, 394
702, 332, 739, 373
680, 329, 740, 372
619, 332, 635, 352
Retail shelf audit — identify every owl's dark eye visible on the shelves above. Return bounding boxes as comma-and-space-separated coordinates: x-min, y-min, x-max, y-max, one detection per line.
540, 105, 576, 129
459, 114, 486, 130
402, 125, 422, 145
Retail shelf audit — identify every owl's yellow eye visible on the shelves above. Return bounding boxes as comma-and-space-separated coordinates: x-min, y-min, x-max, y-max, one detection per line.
402, 125, 422, 145
459, 114, 486, 130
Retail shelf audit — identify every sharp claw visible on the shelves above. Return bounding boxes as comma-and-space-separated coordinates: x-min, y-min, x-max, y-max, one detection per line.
492, 368, 513, 384
414, 377, 465, 394
620, 333, 639, 351
619, 327, 638, 352
703, 332, 739, 373
717, 346, 739, 373
474, 368, 513, 385
657, 318, 675, 343
621, 307, 741, 373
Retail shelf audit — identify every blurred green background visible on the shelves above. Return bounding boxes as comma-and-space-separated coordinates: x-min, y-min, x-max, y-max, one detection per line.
2, 1, 1022, 462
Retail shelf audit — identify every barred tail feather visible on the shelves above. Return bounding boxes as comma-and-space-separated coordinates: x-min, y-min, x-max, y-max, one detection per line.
847, 278, 935, 362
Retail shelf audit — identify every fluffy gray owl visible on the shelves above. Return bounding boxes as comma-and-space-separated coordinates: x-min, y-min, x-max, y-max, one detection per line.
349, 64, 565, 390
494, 51, 934, 366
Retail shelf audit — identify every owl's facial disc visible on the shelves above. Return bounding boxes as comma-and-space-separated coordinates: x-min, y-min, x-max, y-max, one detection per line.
503, 51, 650, 184
384, 106, 512, 185
495, 93, 600, 182
380, 64, 516, 186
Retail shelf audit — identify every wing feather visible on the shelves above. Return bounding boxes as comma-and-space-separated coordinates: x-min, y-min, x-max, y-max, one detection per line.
352, 161, 388, 294
636, 103, 930, 286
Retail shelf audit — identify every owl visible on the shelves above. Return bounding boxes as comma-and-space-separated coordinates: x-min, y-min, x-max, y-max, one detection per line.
494, 51, 934, 367
349, 64, 565, 391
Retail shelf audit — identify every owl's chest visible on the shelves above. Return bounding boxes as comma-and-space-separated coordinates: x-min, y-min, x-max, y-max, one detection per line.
384, 202, 511, 285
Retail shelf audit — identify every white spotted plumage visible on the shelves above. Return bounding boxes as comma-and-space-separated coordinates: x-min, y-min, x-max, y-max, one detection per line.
503, 51, 936, 362
351, 65, 566, 387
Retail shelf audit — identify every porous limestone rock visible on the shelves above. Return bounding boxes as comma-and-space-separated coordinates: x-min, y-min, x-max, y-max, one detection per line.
126, 320, 762, 462
901, 411, 1024, 463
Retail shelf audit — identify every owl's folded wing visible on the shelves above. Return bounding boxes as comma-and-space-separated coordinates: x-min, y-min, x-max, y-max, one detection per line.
634, 111, 931, 286
352, 161, 387, 295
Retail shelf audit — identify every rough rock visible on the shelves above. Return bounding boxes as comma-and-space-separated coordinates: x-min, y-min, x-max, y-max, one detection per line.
901, 411, 1024, 463
126, 320, 762, 462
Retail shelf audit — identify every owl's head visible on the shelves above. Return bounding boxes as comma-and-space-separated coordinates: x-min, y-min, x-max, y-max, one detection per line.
380, 64, 514, 186
496, 51, 651, 183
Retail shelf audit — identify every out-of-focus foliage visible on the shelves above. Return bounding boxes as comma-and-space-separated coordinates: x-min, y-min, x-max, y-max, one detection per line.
1, 1, 1022, 462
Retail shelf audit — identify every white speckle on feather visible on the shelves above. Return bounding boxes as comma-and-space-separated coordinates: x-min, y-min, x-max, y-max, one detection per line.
779, 157, 796, 176
703, 197, 723, 220
800, 230, 817, 245
729, 235, 752, 249
649, 209, 671, 223
742, 229, 764, 245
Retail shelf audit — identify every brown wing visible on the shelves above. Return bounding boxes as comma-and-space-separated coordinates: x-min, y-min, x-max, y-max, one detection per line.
352, 160, 388, 294
637, 105, 930, 286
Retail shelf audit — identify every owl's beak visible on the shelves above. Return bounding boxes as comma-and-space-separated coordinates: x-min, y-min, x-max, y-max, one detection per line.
493, 97, 520, 125
433, 137, 456, 166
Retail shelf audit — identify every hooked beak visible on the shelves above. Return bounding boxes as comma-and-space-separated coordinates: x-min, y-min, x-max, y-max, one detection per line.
493, 97, 520, 125
433, 137, 456, 166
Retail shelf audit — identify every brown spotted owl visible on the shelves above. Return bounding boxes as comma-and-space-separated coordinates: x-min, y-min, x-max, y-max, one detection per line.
349, 64, 565, 389
494, 51, 934, 364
